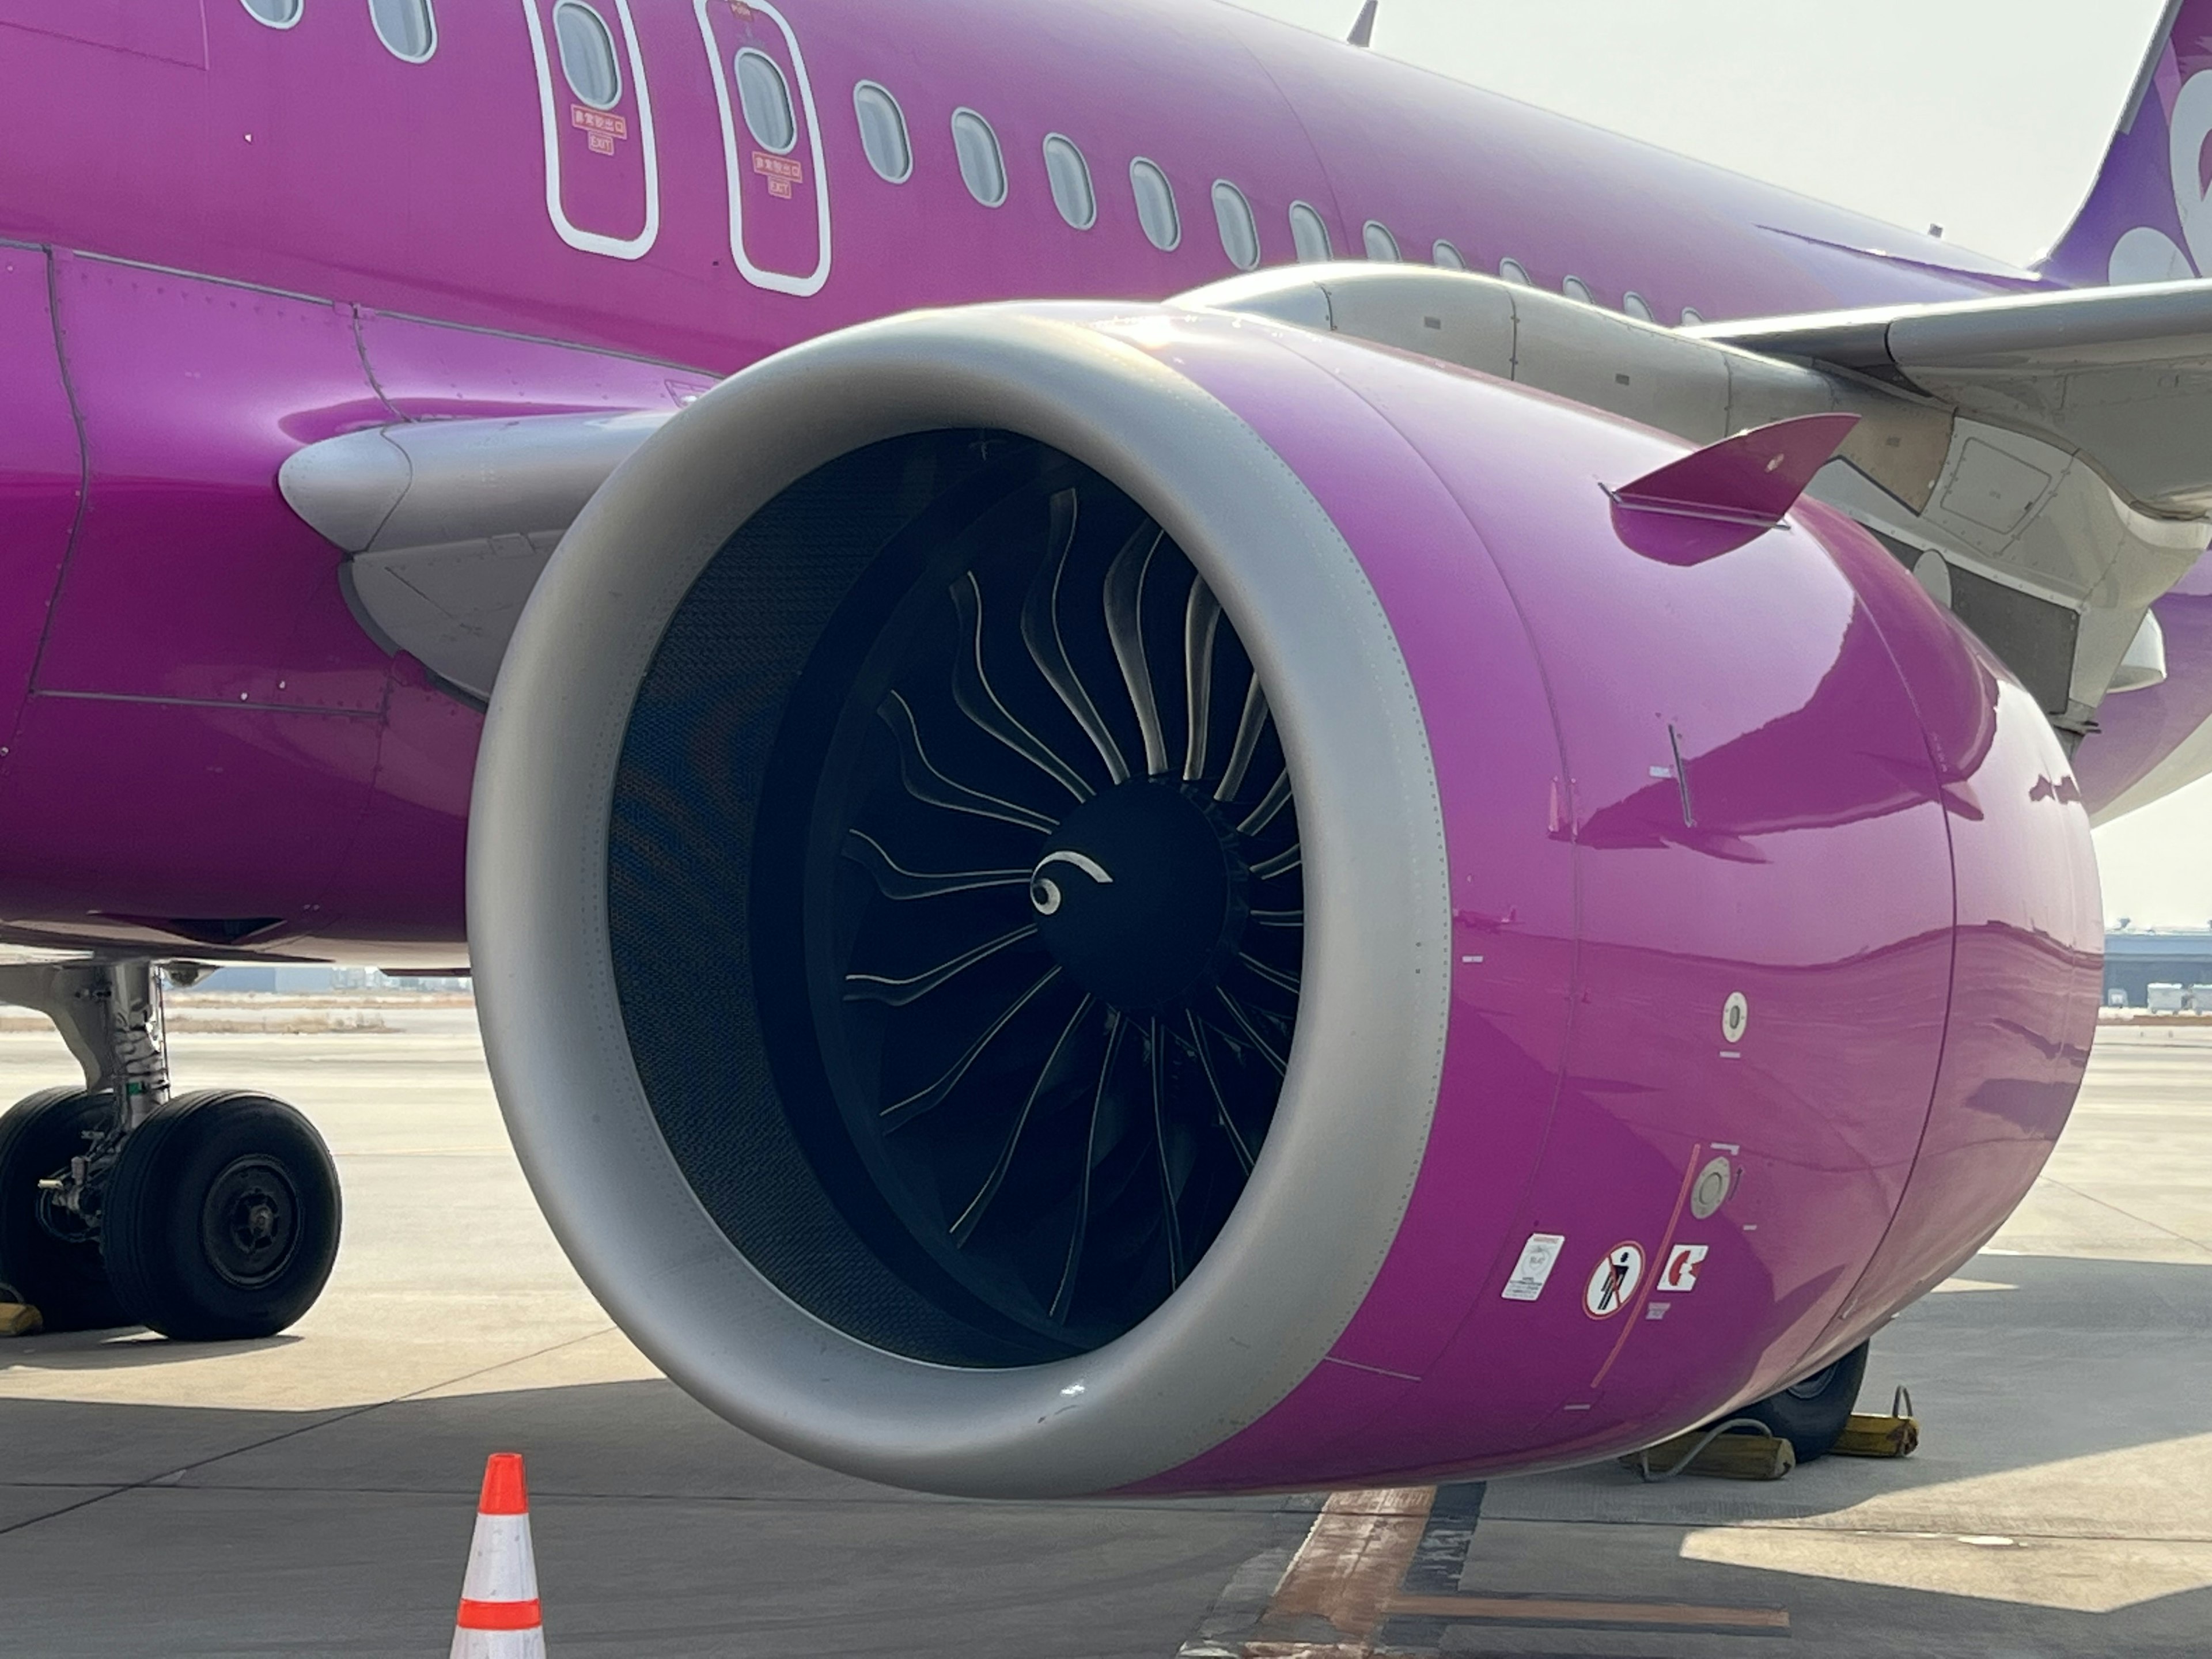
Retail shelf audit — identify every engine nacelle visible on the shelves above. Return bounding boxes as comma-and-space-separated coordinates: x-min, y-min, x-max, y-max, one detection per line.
469, 301, 2099, 1497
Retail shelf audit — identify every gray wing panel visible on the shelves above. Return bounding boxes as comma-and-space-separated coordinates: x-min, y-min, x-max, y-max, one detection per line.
1694, 280, 2212, 514
280, 410, 671, 699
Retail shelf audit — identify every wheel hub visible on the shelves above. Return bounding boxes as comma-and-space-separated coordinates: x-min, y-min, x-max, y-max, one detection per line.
1030, 780, 1247, 1012
200, 1156, 300, 1290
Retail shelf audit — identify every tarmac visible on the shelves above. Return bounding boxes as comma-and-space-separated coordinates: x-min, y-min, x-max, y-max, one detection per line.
0, 1005, 2206, 1657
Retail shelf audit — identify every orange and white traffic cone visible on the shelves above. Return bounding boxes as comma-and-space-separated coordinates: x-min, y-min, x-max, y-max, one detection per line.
449, 1453, 547, 1658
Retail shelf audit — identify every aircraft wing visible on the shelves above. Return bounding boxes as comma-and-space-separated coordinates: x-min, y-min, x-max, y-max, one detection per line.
283, 271, 2212, 743
1693, 277, 2212, 517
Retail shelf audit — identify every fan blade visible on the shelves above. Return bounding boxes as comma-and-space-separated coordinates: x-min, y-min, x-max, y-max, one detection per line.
1103, 521, 1170, 777
844, 925, 1039, 1007
950, 574, 1094, 803
1181, 575, 1223, 783
878, 692, 1058, 834
1051, 1007, 1127, 1320
951, 993, 1097, 1244
843, 830, 1028, 901
1020, 490, 1130, 784
1214, 673, 1270, 804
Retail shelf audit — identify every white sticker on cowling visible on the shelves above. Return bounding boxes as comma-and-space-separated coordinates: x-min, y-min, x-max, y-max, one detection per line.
1660, 1243, 1709, 1293
1585, 1242, 1645, 1319
1502, 1232, 1567, 1301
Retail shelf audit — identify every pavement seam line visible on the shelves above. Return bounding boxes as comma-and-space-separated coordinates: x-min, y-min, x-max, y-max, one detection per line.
0, 1324, 619, 1539
2035, 1175, 2212, 1252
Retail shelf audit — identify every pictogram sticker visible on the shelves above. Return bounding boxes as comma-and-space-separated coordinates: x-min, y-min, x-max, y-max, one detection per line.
1502, 1232, 1566, 1302
1660, 1243, 1709, 1293
1584, 1242, 1645, 1319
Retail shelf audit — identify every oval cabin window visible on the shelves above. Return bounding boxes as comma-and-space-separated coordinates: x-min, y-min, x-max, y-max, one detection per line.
1213, 181, 1260, 270
554, 2, 622, 110
1289, 202, 1332, 263
370, 0, 434, 60
241, 0, 302, 24
1681, 306, 1707, 327
1363, 221, 1401, 262
1131, 159, 1180, 251
1432, 240, 1466, 271
953, 109, 1007, 207
1623, 291, 1656, 323
735, 48, 797, 154
1562, 275, 1595, 304
1045, 135, 1096, 229
854, 82, 912, 183
1499, 257, 1532, 285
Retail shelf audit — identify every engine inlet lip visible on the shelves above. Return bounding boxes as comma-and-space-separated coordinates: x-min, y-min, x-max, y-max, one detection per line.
469, 304, 1452, 1497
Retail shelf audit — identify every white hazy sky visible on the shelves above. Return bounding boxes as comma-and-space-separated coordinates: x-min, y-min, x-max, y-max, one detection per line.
1235, 0, 2211, 928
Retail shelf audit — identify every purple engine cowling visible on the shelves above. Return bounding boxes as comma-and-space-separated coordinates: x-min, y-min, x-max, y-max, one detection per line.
469, 301, 2100, 1498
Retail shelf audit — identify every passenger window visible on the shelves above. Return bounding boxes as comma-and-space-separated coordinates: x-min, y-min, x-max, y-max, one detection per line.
1498, 257, 1531, 285
1562, 275, 1594, 304
369, 0, 434, 60
953, 109, 1007, 207
1131, 159, 1180, 251
1622, 292, 1655, 323
1432, 239, 1466, 271
554, 2, 621, 109
1289, 201, 1332, 263
1363, 221, 1400, 262
1045, 135, 1096, 229
735, 48, 797, 154
854, 82, 912, 184
1213, 181, 1260, 270
1681, 306, 1706, 327
242, 0, 302, 24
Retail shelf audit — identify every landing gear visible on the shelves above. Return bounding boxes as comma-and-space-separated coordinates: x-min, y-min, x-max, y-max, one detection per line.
1733, 1339, 1871, 1461
0, 961, 342, 1339
0, 1088, 126, 1329
105, 1090, 340, 1340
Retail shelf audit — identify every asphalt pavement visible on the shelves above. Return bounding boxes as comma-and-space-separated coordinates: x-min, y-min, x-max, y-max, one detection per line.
0, 1006, 2205, 1657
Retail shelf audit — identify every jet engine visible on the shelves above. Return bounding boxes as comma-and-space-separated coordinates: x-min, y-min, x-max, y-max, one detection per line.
468, 301, 2100, 1498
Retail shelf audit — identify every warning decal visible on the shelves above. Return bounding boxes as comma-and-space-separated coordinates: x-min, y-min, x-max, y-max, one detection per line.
1502, 1233, 1566, 1302
1659, 1243, 1709, 1293
1584, 1242, 1645, 1320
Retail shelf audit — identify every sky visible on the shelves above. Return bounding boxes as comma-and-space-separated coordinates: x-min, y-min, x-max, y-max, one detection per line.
1233, 0, 2210, 928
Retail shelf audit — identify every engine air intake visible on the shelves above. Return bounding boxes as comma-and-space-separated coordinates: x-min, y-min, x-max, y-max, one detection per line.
610, 437, 1300, 1364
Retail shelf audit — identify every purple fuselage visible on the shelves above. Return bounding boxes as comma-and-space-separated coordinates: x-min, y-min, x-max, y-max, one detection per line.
0, 0, 2181, 962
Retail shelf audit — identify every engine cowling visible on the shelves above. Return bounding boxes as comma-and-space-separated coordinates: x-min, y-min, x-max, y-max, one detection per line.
468, 301, 2100, 1498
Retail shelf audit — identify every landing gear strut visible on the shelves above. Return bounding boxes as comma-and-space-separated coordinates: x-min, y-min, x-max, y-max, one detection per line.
0, 961, 340, 1338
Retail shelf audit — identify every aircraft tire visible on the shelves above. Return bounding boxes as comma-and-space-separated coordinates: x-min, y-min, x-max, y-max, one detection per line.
0, 1088, 127, 1331
105, 1090, 341, 1342
1732, 1339, 1871, 1461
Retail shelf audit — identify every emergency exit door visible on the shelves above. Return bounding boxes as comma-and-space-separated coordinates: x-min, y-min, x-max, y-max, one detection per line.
522, 0, 660, 259
696, 0, 831, 296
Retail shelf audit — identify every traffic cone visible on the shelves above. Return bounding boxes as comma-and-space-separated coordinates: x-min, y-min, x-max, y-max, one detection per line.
449, 1453, 546, 1658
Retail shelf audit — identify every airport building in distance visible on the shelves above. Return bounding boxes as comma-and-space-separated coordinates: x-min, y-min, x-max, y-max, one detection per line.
2104, 927, 2212, 1010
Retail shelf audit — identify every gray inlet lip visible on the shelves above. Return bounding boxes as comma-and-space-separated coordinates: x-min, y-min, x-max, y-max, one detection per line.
467, 304, 1452, 1497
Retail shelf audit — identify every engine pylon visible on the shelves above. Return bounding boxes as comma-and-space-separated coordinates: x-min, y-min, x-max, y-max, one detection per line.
449, 1453, 547, 1658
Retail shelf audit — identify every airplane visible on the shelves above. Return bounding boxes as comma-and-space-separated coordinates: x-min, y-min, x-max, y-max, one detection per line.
0, 0, 2205, 1499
